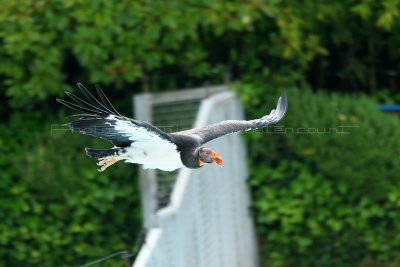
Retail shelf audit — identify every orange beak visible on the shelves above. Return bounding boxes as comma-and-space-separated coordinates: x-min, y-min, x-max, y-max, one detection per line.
212, 152, 223, 166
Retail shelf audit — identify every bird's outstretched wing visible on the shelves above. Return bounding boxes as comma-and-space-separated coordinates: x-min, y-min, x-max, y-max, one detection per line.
57, 83, 173, 147
177, 93, 287, 145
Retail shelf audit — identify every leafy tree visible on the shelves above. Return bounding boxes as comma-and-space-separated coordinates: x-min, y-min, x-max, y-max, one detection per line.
1, 0, 399, 107
1, 0, 400, 266
236, 84, 400, 267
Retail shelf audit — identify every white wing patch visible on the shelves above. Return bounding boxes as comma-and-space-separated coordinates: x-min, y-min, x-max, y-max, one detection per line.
108, 115, 160, 141
107, 115, 183, 171
124, 141, 183, 171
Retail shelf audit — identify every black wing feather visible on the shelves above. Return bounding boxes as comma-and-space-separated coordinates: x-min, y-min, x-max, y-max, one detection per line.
68, 113, 102, 119
77, 83, 115, 114
95, 84, 123, 116
175, 93, 287, 145
67, 117, 133, 146
65, 91, 106, 114
56, 98, 103, 114
57, 83, 172, 146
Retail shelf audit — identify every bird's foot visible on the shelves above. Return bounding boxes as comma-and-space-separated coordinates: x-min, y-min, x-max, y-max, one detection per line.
97, 156, 123, 172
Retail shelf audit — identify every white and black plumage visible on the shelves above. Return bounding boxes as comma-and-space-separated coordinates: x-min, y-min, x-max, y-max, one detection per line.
57, 84, 288, 172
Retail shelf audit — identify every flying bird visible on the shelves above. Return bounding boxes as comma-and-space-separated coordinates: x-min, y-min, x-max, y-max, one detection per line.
57, 84, 287, 172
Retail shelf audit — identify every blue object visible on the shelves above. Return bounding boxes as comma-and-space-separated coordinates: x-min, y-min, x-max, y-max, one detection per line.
378, 105, 400, 111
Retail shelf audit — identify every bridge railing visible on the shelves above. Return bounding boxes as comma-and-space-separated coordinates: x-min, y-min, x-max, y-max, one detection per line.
133, 90, 258, 267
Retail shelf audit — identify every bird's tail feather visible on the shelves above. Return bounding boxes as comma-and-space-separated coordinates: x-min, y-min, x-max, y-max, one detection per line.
85, 148, 121, 159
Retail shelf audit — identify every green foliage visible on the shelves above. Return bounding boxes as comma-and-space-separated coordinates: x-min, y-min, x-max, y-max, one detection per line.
0, 111, 141, 267
235, 84, 400, 267
1, 0, 399, 107
1, 0, 400, 266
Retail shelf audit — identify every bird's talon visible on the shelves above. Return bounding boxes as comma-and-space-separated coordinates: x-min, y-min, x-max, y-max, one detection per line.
95, 155, 122, 172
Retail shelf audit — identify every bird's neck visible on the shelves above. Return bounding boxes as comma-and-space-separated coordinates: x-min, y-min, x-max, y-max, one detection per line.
179, 147, 201, 169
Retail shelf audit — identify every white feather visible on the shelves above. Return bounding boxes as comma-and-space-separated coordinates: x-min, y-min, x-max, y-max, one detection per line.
124, 141, 183, 171
107, 115, 183, 171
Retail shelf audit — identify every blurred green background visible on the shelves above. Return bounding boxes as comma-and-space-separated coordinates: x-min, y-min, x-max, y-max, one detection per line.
1, 1, 400, 266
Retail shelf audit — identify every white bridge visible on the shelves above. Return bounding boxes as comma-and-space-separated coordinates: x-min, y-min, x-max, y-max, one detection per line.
133, 86, 258, 267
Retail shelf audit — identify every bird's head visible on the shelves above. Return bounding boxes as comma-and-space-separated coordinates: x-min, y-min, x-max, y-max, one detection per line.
197, 147, 223, 167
